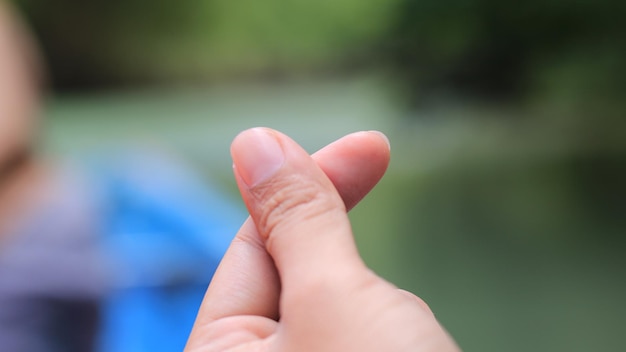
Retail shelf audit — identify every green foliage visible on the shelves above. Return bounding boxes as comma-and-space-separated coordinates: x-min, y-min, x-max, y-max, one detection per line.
388, 0, 626, 107
14, 0, 626, 110
15, 0, 399, 88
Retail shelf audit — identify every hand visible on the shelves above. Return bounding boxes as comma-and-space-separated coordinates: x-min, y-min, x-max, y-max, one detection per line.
185, 128, 459, 352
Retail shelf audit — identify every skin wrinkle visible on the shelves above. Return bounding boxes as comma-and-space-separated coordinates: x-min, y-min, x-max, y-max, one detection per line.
230, 221, 266, 251
200, 317, 276, 352
247, 173, 343, 246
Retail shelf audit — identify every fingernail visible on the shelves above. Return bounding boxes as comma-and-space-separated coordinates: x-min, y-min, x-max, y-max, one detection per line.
231, 128, 285, 187
369, 130, 391, 151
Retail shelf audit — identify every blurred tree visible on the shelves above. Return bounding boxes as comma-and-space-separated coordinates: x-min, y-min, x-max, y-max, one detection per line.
14, 0, 397, 90
387, 0, 626, 108
14, 0, 205, 89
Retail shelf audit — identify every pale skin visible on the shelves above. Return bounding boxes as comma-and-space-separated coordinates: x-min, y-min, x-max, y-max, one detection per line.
0, 2, 39, 165
0, 2, 47, 239
185, 128, 460, 352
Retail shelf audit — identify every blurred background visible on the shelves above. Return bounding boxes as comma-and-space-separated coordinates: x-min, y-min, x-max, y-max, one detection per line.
11, 0, 626, 350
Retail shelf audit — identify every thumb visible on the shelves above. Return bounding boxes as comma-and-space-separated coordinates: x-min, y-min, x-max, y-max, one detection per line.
231, 128, 368, 294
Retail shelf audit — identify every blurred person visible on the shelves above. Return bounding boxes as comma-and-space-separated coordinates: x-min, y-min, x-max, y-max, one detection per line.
186, 128, 459, 352
0, 2, 104, 351
0, 3, 243, 352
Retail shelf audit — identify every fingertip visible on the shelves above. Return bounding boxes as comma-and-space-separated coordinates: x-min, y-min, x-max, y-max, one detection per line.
366, 130, 391, 151
351, 131, 391, 166
231, 127, 286, 187
397, 289, 435, 316
309, 130, 390, 210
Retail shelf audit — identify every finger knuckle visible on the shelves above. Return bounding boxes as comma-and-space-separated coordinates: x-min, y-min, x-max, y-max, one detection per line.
252, 174, 340, 239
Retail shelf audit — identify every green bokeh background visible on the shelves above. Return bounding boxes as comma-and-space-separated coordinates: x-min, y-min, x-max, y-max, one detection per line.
13, 0, 626, 350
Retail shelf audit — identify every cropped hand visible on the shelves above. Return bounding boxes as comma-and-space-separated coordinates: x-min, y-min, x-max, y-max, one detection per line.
185, 128, 459, 352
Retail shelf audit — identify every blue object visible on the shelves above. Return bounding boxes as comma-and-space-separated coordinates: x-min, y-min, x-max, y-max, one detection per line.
92, 152, 244, 352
